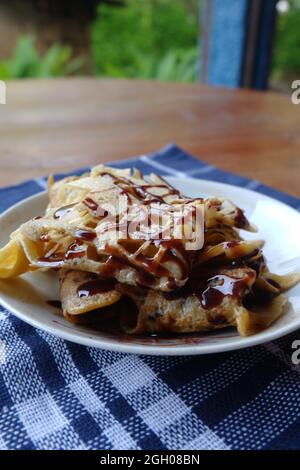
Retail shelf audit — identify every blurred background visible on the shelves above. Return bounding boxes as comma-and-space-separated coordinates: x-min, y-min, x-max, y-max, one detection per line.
0, 0, 298, 92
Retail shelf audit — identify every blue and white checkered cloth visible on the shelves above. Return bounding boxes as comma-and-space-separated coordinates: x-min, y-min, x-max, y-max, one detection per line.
0, 144, 300, 451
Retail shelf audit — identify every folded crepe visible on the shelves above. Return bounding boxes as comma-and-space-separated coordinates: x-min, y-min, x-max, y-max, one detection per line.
1, 166, 206, 291
0, 164, 299, 337
58, 250, 299, 337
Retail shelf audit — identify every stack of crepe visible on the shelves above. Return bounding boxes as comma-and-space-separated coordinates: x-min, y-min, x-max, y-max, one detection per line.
0, 165, 298, 337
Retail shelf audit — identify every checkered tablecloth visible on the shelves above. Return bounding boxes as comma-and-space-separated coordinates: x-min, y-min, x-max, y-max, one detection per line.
0, 144, 300, 451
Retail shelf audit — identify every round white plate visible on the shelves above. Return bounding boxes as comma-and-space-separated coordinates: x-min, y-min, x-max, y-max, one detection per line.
0, 177, 300, 355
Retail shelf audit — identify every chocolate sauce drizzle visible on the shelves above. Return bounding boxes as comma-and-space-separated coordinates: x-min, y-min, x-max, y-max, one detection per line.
234, 208, 249, 229
41, 170, 199, 288
47, 300, 62, 309
97, 172, 183, 207
200, 274, 249, 309
53, 203, 76, 219
82, 198, 99, 213
164, 270, 253, 311
77, 278, 116, 298
65, 241, 86, 260
74, 230, 96, 241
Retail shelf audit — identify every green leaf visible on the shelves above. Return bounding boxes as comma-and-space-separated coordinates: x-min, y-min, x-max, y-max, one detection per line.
6, 35, 39, 78
90, 0, 199, 81
0, 63, 10, 80
0, 35, 84, 79
272, 9, 300, 77
155, 52, 178, 81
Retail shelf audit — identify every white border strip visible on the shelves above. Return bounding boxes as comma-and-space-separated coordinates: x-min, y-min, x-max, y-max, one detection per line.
140, 155, 187, 177
34, 177, 48, 190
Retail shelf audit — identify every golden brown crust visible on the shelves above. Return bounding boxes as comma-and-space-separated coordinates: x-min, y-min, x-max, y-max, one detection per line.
59, 270, 121, 316
1, 164, 299, 338
117, 267, 257, 335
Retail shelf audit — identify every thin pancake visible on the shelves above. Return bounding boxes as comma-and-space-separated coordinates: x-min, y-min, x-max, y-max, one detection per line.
117, 267, 257, 335
59, 270, 121, 316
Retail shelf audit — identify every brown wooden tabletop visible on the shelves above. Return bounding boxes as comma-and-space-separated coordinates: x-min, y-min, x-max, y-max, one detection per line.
0, 78, 299, 196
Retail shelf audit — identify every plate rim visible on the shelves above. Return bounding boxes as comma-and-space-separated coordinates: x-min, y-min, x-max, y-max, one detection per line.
0, 177, 299, 355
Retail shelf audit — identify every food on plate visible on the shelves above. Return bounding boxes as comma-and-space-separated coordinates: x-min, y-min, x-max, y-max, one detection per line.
0, 165, 299, 337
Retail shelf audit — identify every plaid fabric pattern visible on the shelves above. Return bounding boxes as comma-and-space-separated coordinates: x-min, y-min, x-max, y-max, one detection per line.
0, 144, 300, 451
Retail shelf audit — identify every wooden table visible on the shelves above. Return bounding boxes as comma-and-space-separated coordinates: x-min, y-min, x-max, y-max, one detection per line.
1, 78, 299, 197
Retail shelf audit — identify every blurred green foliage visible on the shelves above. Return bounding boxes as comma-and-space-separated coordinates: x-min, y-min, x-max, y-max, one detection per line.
272, 1, 300, 80
5, 0, 300, 86
90, 0, 199, 82
0, 36, 84, 80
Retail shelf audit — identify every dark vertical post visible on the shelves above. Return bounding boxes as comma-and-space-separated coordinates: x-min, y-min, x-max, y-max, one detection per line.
251, 0, 278, 90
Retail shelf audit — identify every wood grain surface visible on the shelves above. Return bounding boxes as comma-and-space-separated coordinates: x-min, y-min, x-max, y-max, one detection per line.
0, 78, 299, 196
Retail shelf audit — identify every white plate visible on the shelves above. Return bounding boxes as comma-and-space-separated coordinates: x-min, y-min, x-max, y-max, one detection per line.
0, 177, 300, 355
